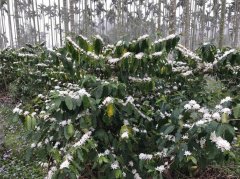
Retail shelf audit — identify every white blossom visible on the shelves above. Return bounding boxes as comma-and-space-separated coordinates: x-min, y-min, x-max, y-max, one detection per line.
221, 108, 231, 115
210, 131, 231, 152
184, 151, 192, 156
102, 97, 114, 106
108, 58, 121, 64
215, 105, 223, 110
111, 161, 120, 170
60, 160, 70, 169
135, 52, 144, 59
212, 112, 221, 121
203, 113, 211, 119
31, 143, 36, 148
129, 161, 134, 167
139, 153, 153, 160
73, 131, 92, 147
121, 131, 129, 139
200, 138, 206, 148
184, 104, 192, 110
59, 120, 67, 126
155, 165, 165, 173
192, 103, 200, 110
220, 96, 232, 104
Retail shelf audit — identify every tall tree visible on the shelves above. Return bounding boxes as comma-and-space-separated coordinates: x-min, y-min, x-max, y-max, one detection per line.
14, 0, 21, 47
233, 0, 239, 48
184, 0, 191, 48
157, 0, 161, 32
219, 0, 226, 48
7, 0, 13, 46
169, 0, 176, 34
69, 0, 74, 33
58, 0, 62, 46
199, 0, 206, 43
63, 0, 69, 35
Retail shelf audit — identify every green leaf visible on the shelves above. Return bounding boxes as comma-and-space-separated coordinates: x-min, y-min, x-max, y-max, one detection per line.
93, 36, 103, 55
163, 125, 175, 135
64, 124, 74, 140
82, 95, 90, 109
94, 85, 103, 99
24, 116, 33, 130
12, 114, 19, 123
65, 96, 73, 110
67, 124, 75, 138
189, 156, 197, 164
24, 148, 32, 161
233, 104, 240, 119
114, 169, 123, 178
77, 35, 90, 51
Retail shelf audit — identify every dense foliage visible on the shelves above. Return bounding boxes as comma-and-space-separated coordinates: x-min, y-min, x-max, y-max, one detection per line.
1, 34, 240, 178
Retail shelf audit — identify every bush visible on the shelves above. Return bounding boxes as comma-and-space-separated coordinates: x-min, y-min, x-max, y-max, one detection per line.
2, 34, 240, 178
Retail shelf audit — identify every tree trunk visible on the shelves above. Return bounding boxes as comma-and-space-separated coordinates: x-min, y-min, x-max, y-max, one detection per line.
14, 0, 21, 47
63, 0, 69, 35
157, 0, 161, 32
58, 0, 62, 46
7, 0, 13, 47
233, 0, 239, 48
200, 1, 206, 44
69, 0, 75, 33
31, 0, 37, 44
184, 0, 190, 48
191, 0, 197, 50
219, 0, 226, 48
35, 0, 41, 43
169, 0, 176, 34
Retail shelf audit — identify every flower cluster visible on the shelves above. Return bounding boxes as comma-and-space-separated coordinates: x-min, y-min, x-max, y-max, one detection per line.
210, 131, 231, 152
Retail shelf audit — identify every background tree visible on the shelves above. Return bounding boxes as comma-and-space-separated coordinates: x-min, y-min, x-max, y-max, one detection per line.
219, 0, 226, 48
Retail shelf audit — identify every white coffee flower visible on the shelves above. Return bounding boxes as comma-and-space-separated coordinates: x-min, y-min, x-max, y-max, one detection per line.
212, 112, 221, 121
111, 161, 119, 170
121, 131, 129, 139
220, 96, 232, 104
60, 160, 70, 169
31, 143, 36, 148
184, 151, 192, 156
139, 153, 153, 160
155, 165, 165, 173
129, 161, 134, 167
203, 113, 211, 119
210, 131, 231, 152
184, 104, 191, 110
102, 97, 114, 106
192, 104, 200, 110
221, 108, 231, 115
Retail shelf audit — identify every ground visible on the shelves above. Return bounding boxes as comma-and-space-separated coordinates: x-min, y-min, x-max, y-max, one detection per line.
0, 92, 45, 178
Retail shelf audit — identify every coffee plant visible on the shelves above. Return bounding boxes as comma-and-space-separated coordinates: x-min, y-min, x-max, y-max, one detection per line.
1, 34, 240, 178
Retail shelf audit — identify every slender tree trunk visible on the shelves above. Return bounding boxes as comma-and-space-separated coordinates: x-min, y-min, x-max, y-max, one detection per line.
200, 2, 206, 44
63, 0, 69, 35
31, 0, 37, 44
14, 0, 21, 47
219, 0, 226, 48
157, 0, 161, 32
191, 0, 197, 50
69, 0, 74, 33
7, 0, 13, 47
48, 0, 54, 47
233, 0, 239, 48
169, 0, 176, 34
58, 0, 62, 46
35, 0, 41, 43
184, 0, 190, 48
